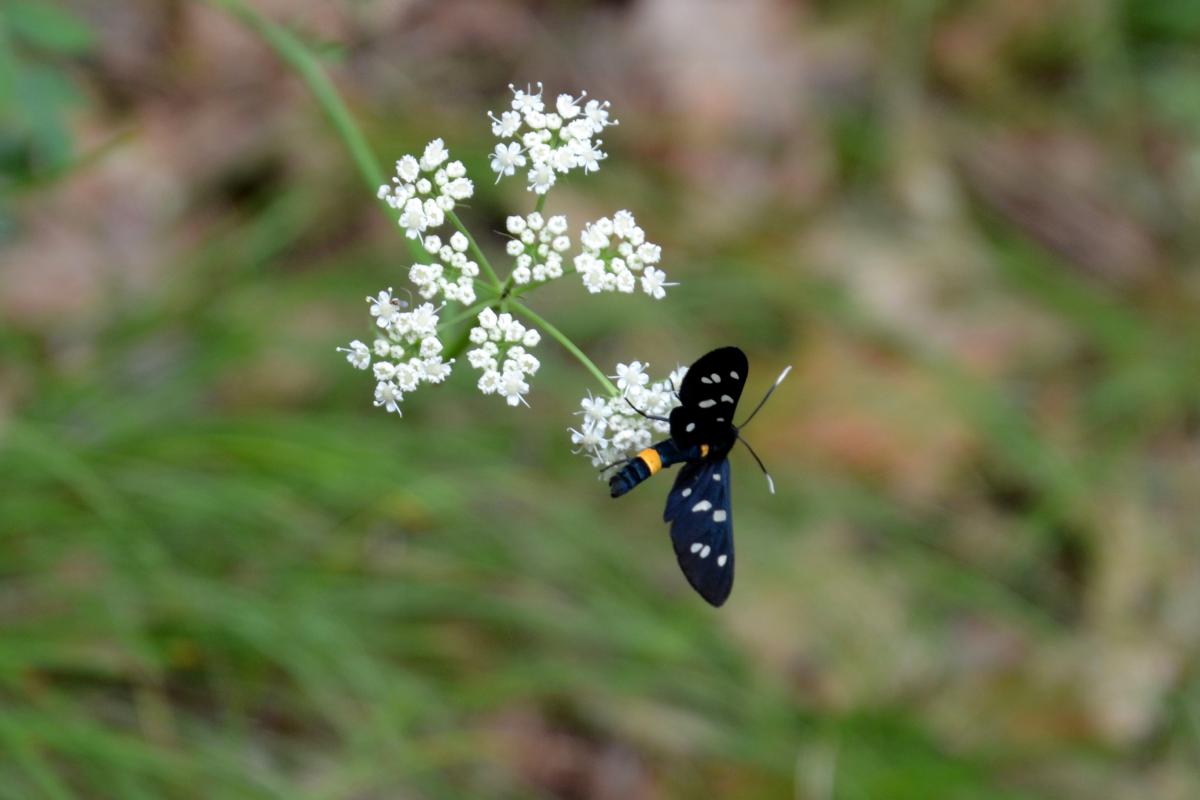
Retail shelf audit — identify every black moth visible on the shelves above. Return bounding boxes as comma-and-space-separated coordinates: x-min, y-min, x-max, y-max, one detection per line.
609, 346, 787, 606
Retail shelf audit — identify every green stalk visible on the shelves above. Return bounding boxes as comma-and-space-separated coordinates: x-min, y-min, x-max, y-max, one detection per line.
446, 209, 502, 289
510, 302, 617, 397
439, 299, 494, 331
212, 0, 425, 263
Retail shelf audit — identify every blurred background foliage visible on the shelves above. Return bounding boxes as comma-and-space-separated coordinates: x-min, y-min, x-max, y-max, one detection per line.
2, 0, 1200, 797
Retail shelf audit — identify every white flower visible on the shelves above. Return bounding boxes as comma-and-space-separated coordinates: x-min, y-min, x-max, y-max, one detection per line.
368, 288, 397, 319
478, 370, 501, 394
395, 155, 420, 182
569, 361, 680, 469
511, 82, 545, 114
528, 163, 556, 194
641, 267, 668, 299
374, 381, 403, 415
503, 212, 572, 290
421, 138, 449, 171
466, 308, 544, 407
490, 109, 521, 137
637, 242, 661, 264
379, 140, 473, 234
490, 142, 526, 180
394, 362, 420, 392
398, 198, 428, 239
372, 361, 397, 381
569, 422, 608, 453
612, 361, 649, 392
338, 340, 371, 369
572, 211, 671, 299
419, 336, 443, 358
578, 394, 612, 425
577, 140, 605, 173
556, 92, 582, 119
421, 357, 453, 383
489, 84, 618, 196
584, 99, 614, 133
443, 177, 473, 200
498, 369, 530, 407
345, 293, 456, 418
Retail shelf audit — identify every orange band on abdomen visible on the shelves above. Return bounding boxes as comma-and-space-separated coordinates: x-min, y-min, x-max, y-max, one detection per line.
700, 444, 710, 458
637, 447, 662, 475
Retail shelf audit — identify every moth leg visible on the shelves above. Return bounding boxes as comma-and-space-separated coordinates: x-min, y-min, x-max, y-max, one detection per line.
595, 455, 633, 475
624, 397, 669, 422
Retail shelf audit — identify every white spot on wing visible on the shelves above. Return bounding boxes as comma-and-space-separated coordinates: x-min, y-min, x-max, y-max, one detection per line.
698, 399, 716, 408
713, 509, 727, 522
712, 473, 721, 481
686, 422, 695, 432
710, 373, 721, 383
681, 488, 692, 497
700, 545, 711, 558
721, 394, 734, 403
701, 377, 711, 384
692, 500, 712, 512
717, 554, 728, 567
690, 542, 702, 553
730, 371, 739, 380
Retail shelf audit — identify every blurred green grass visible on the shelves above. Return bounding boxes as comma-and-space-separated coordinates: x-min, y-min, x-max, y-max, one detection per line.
4, 0, 1200, 797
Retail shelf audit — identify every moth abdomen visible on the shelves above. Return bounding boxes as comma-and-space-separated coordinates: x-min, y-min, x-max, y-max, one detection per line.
608, 440, 705, 498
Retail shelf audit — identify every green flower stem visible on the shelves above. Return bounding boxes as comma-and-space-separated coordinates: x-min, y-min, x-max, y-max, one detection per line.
509, 276, 561, 300
534, 194, 547, 215
446, 209, 502, 290
442, 321, 476, 362
439, 299, 494, 331
510, 302, 618, 397
212, 0, 426, 263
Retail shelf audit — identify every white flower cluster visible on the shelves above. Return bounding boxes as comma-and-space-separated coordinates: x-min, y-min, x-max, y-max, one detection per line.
337, 289, 454, 416
466, 308, 542, 407
488, 83, 618, 195
409, 231, 480, 304
377, 139, 474, 239
504, 212, 570, 287
569, 361, 687, 470
573, 211, 669, 299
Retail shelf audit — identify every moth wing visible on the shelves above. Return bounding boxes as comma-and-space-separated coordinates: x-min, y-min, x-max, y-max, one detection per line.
670, 347, 748, 447
665, 459, 734, 606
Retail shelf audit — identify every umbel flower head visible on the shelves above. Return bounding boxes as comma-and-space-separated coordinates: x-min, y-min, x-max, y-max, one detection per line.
570, 361, 687, 470
337, 289, 454, 416
505, 212, 570, 287
466, 308, 542, 407
488, 82, 618, 194
344, 82, 676, 419
410, 231, 481, 305
377, 139, 474, 239
574, 210, 670, 299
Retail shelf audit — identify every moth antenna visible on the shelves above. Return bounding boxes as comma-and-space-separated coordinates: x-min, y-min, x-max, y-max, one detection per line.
624, 397, 669, 422
737, 435, 775, 495
736, 365, 792, 429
